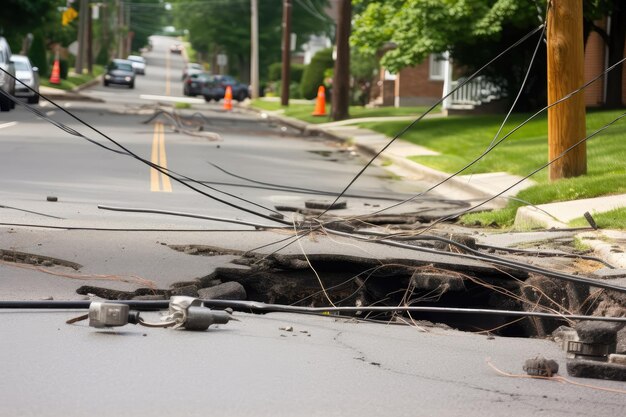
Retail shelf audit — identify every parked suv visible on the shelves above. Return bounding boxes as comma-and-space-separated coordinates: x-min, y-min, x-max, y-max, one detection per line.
0, 37, 16, 112
202, 75, 249, 102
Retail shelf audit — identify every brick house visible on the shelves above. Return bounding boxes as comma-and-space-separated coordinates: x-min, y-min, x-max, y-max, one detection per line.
583, 21, 626, 107
371, 54, 446, 107
371, 31, 625, 109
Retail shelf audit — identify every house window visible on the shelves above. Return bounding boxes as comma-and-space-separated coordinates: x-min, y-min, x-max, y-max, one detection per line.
429, 54, 446, 81
384, 69, 396, 80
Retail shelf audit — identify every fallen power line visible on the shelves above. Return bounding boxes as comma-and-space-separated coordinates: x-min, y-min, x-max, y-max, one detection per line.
2, 299, 626, 324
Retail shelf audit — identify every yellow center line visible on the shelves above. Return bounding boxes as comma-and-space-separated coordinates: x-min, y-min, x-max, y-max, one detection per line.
150, 122, 172, 192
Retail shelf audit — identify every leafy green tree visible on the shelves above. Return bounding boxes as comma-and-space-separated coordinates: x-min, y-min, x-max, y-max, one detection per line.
172, 0, 331, 81
352, 0, 624, 109
129, 0, 168, 52
0, 0, 59, 50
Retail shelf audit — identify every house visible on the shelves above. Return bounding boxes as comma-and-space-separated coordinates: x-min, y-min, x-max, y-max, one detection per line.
370, 24, 626, 110
583, 19, 626, 107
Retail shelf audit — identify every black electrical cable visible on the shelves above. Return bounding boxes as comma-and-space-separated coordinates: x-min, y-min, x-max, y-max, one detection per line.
325, 228, 626, 294
239, 25, 551, 256
475, 243, 617, 269
0, 205, 64, 220
0, 80, 289, 226
417, 110, 626, 232
97, 205, 290, 229
207, 162, 468, 205
11, 90, 285, 218
0, 222, 267, 232
314, 24, 546, 220
3, 299, 626, 323
358, 55, 626, 219
356, 230, 617, 269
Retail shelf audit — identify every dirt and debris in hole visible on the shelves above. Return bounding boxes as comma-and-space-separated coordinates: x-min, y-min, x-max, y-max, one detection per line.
0, 249, 82, 270
74, 242, 605, 337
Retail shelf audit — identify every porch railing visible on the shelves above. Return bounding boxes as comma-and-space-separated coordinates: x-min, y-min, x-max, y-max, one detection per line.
449, 76, 505, 107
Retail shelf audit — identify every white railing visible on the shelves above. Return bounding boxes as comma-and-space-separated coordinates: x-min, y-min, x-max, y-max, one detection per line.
449, 76, 505, 107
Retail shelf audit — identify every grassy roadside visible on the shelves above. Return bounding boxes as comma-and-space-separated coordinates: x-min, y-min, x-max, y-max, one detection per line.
250, 99, 439, 125
569, 207, 626, 229
40, 65, 104, 91
360, 109, 626, 228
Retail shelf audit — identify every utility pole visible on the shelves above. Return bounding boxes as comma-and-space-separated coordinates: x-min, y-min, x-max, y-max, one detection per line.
547, 0, 586, 180
331, 0, 351, 121
75, 0, 89, 74
87, 4, 93, 74
117, 0, 124, 58
280, 0, 292, 106
250, 0, 259, 99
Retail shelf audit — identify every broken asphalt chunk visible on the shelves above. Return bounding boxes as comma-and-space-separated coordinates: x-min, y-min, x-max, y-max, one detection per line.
198, 281, 247, 300
304, 200, 347, 210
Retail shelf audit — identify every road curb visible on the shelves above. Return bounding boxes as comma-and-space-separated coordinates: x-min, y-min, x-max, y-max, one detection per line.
71, 75, 103, 92
577, 230, 626, 269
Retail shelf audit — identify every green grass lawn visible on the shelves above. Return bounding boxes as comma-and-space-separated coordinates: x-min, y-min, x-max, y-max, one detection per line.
569, 207, 626, 229
250, 99, 439, 124
40, 65, 104, 91
360, 109, 626, 228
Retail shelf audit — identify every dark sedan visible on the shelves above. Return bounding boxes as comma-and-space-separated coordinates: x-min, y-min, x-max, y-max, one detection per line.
183, 72, 213, 97
103, 59, 135, 88
201, 75, 250, 102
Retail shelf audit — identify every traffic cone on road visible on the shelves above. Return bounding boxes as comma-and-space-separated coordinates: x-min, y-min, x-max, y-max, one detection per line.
49, 58, 61, 84
312, 85, 326, 116
223, 85, 233, 111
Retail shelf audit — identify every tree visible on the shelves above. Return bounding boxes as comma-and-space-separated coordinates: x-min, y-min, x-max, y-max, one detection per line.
129, 0, 168, 52
172, 0, 332, 81
0, 0, 60, 52
352, 0, 624, 110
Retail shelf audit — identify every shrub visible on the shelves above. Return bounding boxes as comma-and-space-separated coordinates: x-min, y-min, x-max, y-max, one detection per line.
300, 48, 333, 99
28, 33, 48, 77
268, 62, 306, 83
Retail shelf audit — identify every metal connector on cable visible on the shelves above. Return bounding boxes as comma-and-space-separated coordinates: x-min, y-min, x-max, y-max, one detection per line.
81, 297, 237, 331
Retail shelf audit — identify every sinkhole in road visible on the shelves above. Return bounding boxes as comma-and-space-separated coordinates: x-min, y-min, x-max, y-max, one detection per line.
77, 244, 597, 338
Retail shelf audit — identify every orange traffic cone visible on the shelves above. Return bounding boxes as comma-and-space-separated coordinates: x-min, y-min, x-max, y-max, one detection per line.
49, 59, 61, 84
223, 85, 233, 111
312, 85, 326, 116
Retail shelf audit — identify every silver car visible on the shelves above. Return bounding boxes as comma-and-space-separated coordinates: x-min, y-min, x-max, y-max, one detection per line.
0, 36, 16, 111
127, 55, 146, 75
11, 54, 40, 104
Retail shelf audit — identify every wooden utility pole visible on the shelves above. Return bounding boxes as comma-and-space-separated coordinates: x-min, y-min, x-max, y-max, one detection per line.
87, 5, 93, 74
250, 0, 259, 99
280, 0, 292, 106
331, 0, 351, 121
75, 0, 88, 74
547, 0, 587, 180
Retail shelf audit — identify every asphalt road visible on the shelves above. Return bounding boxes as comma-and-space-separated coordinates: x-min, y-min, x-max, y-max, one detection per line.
0, 35, 464, 298
1, 36, 446, 230
2, 36, 624, 416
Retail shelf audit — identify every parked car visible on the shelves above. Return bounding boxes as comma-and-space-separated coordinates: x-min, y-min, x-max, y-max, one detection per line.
183, 72, 214, 97
0, 36, 16, 111
170, 43, 184, 54
10, 54, 40, 104
103, 59, 136, 88
127, 55, 146, 75
182, 63, 203, 80
202, 75, 250, 102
